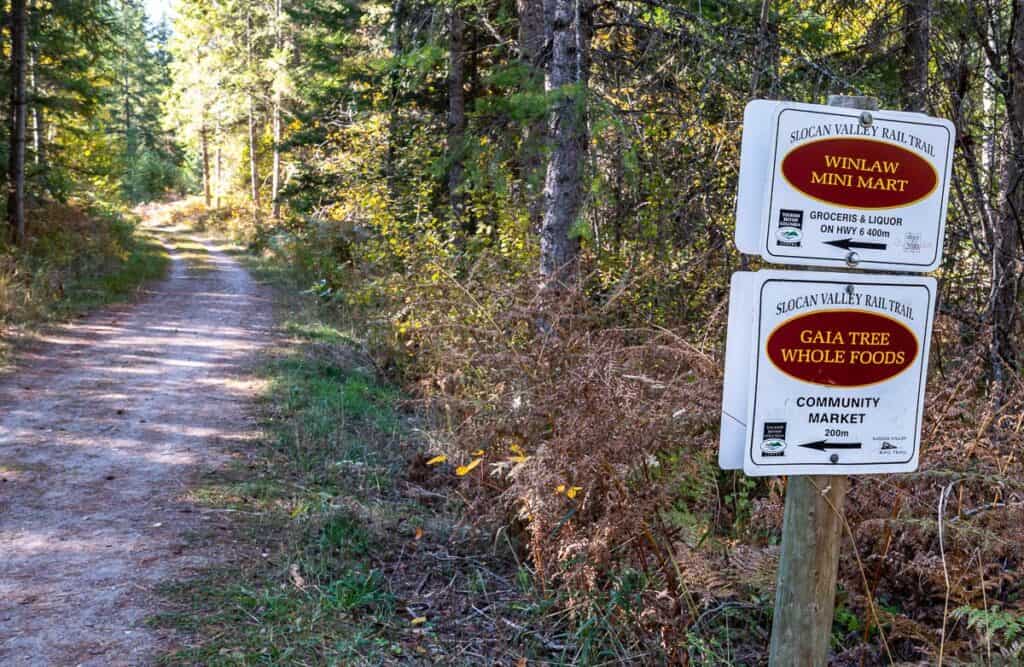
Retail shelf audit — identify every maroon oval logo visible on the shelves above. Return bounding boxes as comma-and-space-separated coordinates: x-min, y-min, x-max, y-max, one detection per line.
781, 138, 937, 209
767, 309, 918, 387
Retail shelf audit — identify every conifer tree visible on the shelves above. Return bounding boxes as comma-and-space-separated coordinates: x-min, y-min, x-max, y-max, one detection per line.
8, 0, 28, 244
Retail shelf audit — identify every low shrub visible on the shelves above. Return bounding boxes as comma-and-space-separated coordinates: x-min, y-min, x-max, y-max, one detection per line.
0, 201, 168, 331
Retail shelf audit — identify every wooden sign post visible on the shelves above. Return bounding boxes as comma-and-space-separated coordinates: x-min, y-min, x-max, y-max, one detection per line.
770, 96, 874, 667
769, 473, 847, 664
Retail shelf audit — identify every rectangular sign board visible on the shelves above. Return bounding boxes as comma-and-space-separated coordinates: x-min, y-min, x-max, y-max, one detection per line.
736, 101, 954, 272
719, 270, 936, 476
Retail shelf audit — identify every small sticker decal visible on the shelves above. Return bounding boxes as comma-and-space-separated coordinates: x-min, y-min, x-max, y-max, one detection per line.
776, 209, 803, 246
761, 422, 787, 457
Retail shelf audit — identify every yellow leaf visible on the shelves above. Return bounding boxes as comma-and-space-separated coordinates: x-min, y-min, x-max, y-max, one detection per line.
471, 449, 486, 457
455, 458, 482, 476
411, 616, 427, 626
509, 443, 525, 456
555, 484, 566, 495
566, 486, 583, 500
508, 455, 528, 463
426, 455, 447, 466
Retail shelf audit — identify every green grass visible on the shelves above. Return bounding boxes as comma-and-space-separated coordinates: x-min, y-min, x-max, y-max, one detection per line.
152, 302, 411, 665
54, 227, 169, 316
167, 236, 217, 274
153, 203, 558, 665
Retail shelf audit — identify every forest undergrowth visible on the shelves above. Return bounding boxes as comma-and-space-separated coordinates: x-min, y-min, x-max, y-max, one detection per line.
152, 199, 1024, 664
0, 202, 169, 364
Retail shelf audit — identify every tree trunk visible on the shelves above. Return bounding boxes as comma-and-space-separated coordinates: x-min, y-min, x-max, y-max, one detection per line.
447, 6, 466, 229
248, 99, 260, 217
246, 11, 261, 220
385, 0, 404, 200
215, 120, 223, 210
7, 0, 27, 245
271, 98, 281, 219
200, 119, 211, 208
539, 0, 589, 282
991, 0, 1024, 382
518, 0, 545, 229
28, 49, 42, 168
122, 0, 133, 202
749, 0, 775, 97
902, 0, 931, 112
27, 0, 44, 176
271, 0, 283, 221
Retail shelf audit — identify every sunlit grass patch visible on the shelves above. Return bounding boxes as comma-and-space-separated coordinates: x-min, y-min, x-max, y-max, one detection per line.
153, 566, 400, 665
283, 319, 359, 346
154, 303, 411, 664
164, 235, 218, 275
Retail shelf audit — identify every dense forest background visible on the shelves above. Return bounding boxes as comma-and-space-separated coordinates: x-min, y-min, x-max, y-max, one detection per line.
3, 0, 1024, 663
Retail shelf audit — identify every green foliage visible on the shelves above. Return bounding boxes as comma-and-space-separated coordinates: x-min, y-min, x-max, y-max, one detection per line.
324, 570, 394, 614
953, 605, 1024, 647
0, 204, 169, 338
13, 0, 186, 206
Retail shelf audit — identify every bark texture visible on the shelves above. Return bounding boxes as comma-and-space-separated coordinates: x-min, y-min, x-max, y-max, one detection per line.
201, 120, 211, 208
540, 0, 589, 281
271, 0, 283, 221
749, 0, 777, 97
28, 17, 45, 174
991, 0, 1024, 379
902, 0, 931, 112
447, 6, 466, 227
8, 0, 28, 245
385, 0, 404, 199
246, 11, 261, 220
518, 0, 546, 228
215, 120, 223, 209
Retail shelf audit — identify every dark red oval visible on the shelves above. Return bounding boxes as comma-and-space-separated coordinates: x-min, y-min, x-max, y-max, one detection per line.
767, 309, 918, 387
781, 138, 937, 209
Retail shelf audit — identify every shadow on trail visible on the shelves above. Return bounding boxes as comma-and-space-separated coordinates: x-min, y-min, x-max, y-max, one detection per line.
0, 223, 273, 665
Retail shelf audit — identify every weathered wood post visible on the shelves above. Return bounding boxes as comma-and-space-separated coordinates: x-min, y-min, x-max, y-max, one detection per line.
767, 93, 879, 667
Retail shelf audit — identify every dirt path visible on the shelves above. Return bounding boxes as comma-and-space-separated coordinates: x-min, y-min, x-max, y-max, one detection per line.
0, 219, 273, 665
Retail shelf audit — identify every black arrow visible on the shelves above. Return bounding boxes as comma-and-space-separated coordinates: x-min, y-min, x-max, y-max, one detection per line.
798, 440, 862, 452
824, 238, 887, 251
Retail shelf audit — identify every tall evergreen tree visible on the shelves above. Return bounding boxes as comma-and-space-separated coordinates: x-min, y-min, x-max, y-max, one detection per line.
8, 0, 28, 244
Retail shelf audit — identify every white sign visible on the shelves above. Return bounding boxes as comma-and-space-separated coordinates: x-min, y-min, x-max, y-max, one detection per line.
719, 270, 936, 476
736, 101, 954, 272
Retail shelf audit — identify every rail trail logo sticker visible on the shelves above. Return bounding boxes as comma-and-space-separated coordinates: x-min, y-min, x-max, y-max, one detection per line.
760, 422, 787, 457
776, 209, 803, 246
765, 309, 919, 387
781, 138, 938, 209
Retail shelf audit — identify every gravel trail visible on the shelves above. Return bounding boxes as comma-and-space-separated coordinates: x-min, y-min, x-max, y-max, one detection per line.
0, 219, 272, 665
